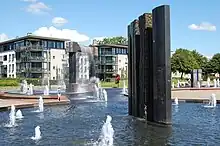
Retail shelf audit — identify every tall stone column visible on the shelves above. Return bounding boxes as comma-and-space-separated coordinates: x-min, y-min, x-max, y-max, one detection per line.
69, 52, 78, 92
152, 5, 172, 125
138, 13, 153, 118
128, 25, 133, 115
128, 5, 172, 125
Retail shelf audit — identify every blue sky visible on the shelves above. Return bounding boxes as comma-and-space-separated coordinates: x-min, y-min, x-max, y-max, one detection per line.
0, 0, 219, 57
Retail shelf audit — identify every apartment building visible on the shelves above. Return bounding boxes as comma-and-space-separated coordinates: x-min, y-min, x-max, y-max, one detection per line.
92, 44, 128, 81
0, 34, 69, 80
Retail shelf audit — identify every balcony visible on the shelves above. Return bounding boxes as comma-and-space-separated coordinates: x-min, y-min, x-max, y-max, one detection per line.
16, 45, 43, 52
99, 52, 116, 56
97, 69, 116, 73
29, 56, 45, 62
19, 56, 46, 62
101, 60, 117, 65
1, 70, 7, 74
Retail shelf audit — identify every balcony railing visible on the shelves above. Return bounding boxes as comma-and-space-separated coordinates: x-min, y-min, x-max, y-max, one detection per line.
97, 69, 116, 73
16, 45, 43, 52
18, 68, 49, 73
100, 60, 117, 64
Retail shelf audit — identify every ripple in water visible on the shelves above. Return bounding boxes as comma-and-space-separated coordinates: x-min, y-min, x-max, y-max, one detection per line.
0, 89, 220, 145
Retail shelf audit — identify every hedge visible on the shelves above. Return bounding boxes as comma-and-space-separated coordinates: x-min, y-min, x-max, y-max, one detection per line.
0, 78, 59, 86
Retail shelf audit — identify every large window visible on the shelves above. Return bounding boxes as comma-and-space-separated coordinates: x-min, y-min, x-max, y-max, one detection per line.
48, 41, 55, 48
56, 41, 64, 48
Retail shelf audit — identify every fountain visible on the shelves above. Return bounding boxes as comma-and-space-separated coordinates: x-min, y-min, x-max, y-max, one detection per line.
8, 105, 16, 127
31, 126, 42, 140
20, 80, 28, 94
204, 93, 217, 108
57, 87, 61, 101
177, 80, 180, 88
38, 96, 44, 112
214, 79, 217, 88
122, 80, 128, 95
97, 115, 114, 146
172, 82, 174, 88
217, 78, 220, 87
174, 97, 179, 105
15, 109, 23, 119
102, 89, 108, 102
27, 83, 33, 95
44, 85, 49, 95
207, 77, 210, 87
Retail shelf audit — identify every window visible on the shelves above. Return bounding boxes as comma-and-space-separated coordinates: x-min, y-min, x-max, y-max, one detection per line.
9, 64, 11, 73
48, 41, 55, 48
12, 54, 15, 62
84, 75, 87, 79
3, 55, 7, 61
119, 60, 121, 63
84, 66, 87, 72
53, 56, 55, 59
53, 66, 55, 69
9, 54, 11, 62
12, 64, 14, 72
53, 77, 55, 80
43, 41, 47, 48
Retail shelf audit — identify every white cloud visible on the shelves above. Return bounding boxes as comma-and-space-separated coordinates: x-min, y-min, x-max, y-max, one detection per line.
22, 0, 37, 2
188, 22, 216, 31
52, 17, 68, 27
0, 33, 9, 42
26, 2, 50, 14
33, 26, 90, 42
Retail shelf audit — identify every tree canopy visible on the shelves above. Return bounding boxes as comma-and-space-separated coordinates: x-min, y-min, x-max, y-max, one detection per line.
171, 48, 199, 78
97, 36, 128, 45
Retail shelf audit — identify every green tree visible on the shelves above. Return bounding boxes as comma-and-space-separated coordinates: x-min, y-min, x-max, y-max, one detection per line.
171, 48, 199, 79
98, 36, 128, 45
209, 53, 220, 73
191, 50, 208, 71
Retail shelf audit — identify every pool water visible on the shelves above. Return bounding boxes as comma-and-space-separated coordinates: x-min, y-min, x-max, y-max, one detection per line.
0, 88, 220, 146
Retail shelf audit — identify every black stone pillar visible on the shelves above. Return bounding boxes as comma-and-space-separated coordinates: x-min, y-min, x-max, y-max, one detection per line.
69, 52, 77, 83
152, 5, 172, 124
128, 5, 172, 125
128, 20, 140, 117
191, 69, 202, 87
128, 25, 133, 115
139, 13, 153, 118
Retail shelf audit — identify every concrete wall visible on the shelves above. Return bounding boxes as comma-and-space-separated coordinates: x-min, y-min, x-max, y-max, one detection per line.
49, 49, 66, 80
116, 54, 128, 77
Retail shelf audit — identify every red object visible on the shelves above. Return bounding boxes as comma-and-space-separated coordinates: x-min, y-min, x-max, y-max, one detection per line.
115, 74, 120, 81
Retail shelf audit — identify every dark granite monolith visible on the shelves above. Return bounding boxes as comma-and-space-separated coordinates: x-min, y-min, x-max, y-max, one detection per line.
191, 69, 202, 87
127, 25, 133, 115
152, 5, 172, 124
68, 42, 81, 92
128, 5, 172, 125
128, 20, 140, 117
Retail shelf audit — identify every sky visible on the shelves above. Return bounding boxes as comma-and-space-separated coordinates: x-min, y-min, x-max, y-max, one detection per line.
0, 0, 219, 57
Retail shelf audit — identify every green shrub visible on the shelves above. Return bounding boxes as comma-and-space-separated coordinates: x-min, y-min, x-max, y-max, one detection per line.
0, 79, 19, 86
0, 78, 59, 86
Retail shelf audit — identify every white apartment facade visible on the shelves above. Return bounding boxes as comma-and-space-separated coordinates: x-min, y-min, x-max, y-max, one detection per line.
0, 51, 16, 78
116, 55, 128, 78
0, 35, 70, 80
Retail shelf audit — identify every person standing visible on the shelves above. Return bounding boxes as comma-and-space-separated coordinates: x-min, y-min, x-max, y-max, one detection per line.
115, 74, 120, 88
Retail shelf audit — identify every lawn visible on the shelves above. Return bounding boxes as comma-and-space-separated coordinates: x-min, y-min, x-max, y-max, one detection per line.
100, 80, 128, 88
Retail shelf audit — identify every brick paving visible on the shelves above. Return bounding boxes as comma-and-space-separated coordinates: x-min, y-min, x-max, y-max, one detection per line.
0, 95, 70, 110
